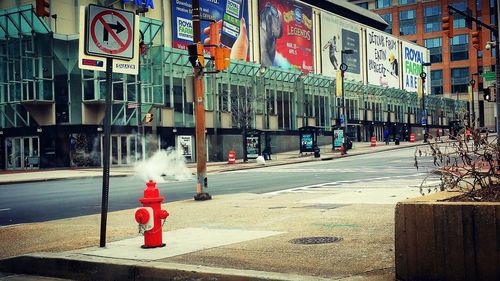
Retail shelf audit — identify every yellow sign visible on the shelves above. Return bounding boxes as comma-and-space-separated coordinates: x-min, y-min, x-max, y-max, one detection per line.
336, 70, 342, 97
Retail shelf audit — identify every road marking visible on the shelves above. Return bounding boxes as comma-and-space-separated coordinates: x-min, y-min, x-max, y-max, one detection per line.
0, 208, 11, 212
264, 173, 427, 195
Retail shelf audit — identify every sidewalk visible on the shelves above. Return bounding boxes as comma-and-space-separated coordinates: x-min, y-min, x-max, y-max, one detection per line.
0, 140, 424, 281
0, 140, 420, 185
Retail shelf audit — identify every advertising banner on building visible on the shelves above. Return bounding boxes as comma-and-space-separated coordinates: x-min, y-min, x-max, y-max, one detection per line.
366, 28, 399, 88
320, 11, 361, 82
171, 0, 249, 61
258, 0, 314, 73
177, 135, 193, 162
401, 41, 430, 94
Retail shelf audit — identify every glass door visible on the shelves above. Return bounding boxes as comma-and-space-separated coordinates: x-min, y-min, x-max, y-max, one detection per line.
5, 137, 39, 169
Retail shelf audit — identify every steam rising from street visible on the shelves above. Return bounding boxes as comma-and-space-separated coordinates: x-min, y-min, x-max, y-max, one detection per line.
134, 149, 192, 183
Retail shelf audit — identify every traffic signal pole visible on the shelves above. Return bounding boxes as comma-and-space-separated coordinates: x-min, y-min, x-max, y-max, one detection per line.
192, 0, 211, 201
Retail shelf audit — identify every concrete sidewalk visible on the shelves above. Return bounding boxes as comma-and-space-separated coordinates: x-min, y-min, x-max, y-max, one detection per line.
0, 140, 425, 281
0, 140, 420, 185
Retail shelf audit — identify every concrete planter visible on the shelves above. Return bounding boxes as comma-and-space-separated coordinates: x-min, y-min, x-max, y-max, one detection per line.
395, 192, 500, 281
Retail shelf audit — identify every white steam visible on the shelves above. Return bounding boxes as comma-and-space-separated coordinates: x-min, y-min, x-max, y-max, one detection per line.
134, 148, 193, 183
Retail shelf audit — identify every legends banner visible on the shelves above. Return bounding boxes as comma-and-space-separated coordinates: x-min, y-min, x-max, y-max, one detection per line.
259, 0, 314, 73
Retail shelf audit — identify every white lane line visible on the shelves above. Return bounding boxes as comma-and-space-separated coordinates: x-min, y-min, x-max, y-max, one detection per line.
0, 208, 11, 212
263, 173, 427, 195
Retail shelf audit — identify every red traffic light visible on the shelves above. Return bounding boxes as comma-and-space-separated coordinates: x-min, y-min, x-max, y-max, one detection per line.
471, 31, 482, 50
35, 0, 50, 17
442, 16, 454, 38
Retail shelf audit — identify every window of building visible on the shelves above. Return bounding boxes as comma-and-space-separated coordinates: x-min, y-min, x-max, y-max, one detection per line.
425, 38, 442, 63
424, 6, 441, 32
399, 0, 416, 4
450, 2, 467, 28
477, 0, 482, 12
380, 13, 392, 34
375, 0, 391, 9
430, 70, 443, 95
451, 67, 469, 93
399, 9, 416, 35
450, 34, 468, 61
356, 2, 369, 9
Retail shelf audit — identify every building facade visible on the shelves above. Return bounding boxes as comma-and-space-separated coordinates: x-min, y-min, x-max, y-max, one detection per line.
349, 0, 498, 130
0, 0, 466, 170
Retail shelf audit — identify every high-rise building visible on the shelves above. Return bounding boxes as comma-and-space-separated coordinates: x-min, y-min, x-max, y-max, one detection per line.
349, 0, 498, 128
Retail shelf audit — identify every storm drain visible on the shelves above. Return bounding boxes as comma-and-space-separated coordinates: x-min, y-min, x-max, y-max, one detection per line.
289, 236, 343, 245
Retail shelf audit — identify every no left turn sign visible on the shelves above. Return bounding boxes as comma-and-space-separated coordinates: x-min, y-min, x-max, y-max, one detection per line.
85, 5, 135, 60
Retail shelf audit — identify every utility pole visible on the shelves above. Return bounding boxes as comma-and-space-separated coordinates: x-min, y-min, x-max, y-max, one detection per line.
191, 0, 211, 201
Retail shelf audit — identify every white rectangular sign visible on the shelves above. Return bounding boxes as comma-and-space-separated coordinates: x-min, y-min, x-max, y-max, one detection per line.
320, 12, 362, 82
366, 28, 400, 89
78, 6, 139, 75
401, 41, 431, 94
85, 4, 135, 60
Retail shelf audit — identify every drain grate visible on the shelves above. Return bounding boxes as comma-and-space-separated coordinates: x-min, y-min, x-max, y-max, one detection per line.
289, 236, 343, 245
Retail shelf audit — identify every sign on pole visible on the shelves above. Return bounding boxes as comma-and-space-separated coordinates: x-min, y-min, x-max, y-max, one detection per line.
78, 6, 139, 75
85, 4, 135, 60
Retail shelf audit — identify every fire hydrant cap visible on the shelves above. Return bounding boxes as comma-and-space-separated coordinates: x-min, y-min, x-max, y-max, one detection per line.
144, 180, 160, 198
135, 208, 150, 224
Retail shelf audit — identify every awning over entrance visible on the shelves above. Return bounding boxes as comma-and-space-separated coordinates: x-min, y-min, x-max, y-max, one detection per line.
140, 17, 162, 45
0, 5, 51, 39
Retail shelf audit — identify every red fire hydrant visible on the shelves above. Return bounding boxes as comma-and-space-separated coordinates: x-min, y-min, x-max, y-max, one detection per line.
135, 180, 169, 248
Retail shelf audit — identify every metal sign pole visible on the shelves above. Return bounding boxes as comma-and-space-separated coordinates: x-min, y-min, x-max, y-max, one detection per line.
100, 57, 113, 247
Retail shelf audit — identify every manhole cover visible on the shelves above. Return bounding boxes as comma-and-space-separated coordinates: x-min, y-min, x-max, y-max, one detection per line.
289, 236, 343, 245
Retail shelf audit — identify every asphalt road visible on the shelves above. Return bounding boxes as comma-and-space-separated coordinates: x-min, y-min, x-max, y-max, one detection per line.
0, 147, 433, 226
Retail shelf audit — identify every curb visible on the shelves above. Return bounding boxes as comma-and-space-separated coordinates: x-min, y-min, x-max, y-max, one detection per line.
0, 253, 334, 281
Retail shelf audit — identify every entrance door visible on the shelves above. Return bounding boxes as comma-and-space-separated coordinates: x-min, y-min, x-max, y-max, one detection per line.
5, 136, 39, 170
105, 135, 138, 166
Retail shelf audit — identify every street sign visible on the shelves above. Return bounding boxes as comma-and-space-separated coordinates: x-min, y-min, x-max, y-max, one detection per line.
422, 118, 427, 126
79, 6, 139, 75
85, 5, 135, 60
481, 71, 496, 81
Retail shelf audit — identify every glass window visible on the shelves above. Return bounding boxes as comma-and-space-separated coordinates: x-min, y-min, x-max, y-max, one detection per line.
425, 38, 442, 63
380, 13, 392, 34
430, 70, 443, 95
450, 2, 467, 28
451, 67, 469, 93
376, 0, 391, 9
424, 6, 441, 32
400, 10, 416, 35
399, 0, 416, 5
450, 34, 469, 61
356, 2, 369, 9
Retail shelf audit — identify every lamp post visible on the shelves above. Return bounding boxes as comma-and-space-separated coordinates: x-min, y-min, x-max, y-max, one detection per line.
469, 72, 480, 128
420, 62, 431, 142
340, 49, 354, 130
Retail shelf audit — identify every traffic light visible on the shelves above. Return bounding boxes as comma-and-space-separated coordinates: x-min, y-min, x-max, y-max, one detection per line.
35, 0, 50, 17
471, 31, 482, 50
442, 16, 454, 38
209, 21, 220, 57
187, 43, 204, 68
145, 113, 153, 124
483, 88, 491, 101
214, 47, 231, 71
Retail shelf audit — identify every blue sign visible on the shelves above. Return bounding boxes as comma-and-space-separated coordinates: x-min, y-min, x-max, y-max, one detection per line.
171, 0, 249, 60
123, 0, 154, 9
340, 114, 345, 124
421, 119, 427, 126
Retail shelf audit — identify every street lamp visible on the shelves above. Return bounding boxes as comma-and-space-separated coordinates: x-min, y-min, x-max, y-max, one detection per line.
340, 49, 354, 130
420, 62, 431, 142
469, 72, 480, 128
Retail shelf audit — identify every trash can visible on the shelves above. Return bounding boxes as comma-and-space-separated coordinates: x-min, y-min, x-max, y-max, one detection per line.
314, 146, 320, 158
395, 138, 400, 145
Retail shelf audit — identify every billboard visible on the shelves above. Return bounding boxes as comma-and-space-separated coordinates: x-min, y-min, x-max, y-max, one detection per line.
171, 0, 249, 61
401, 41, 431, 94
259, 0, 314, 73
320, 11, 361, 82
366, 28, 399, 88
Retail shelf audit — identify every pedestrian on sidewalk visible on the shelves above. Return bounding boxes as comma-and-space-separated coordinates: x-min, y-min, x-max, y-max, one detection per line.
384, 129, 389, 145
436, 128, 440, 141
